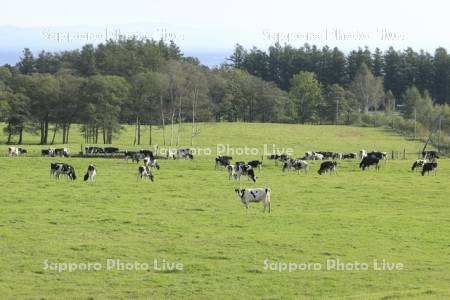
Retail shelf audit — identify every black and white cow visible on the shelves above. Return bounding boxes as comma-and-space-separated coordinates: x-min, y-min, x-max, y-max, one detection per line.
54, 148, 70, 157
359, 156, 380, 171
137, 166, 154, 181
367, 151, 388, 161
342, 153, 357, 159
50, 163, 77, 180
143, 157, 160, 170
8, 147, 27, 156
85, 146, 104, 155
247, 160, 262, 171
282, 158, 308, 173
104, 147, 119, 154
421, 162, 437, 176
177, 148, 193, 160
42, 148, 55, 157
359, 149, 367, 159
318, 161, 337, 175
215, 156, 232, 169
411, 159, 427, 172
235, 188, 271, 213
234, 164, 256, 182
83, 164, 96, 182
303, 152, 324, 160
227, 164, 237, 180
316, 151, 334, 159
267, 154, 289, 166
422, 150, 439, 160
332, 152, 343, 160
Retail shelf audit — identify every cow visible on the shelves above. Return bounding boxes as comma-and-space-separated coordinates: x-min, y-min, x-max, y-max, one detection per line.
283, 158, 308, 173
247, 160, 262, 171
54, 148, 69, 157
332, 152, 343, 160
104, 147, 119, 154
166, 149, 177, 160
359, 149, 367, 159
8, 147, 27, 156
359, 156, 380, 171
42, 148, 55, 157
303, 152, 324, 160
227, 164, 237, 180
234, 164, 256, 182
215, 156, 232, 169
137, 166, 154, 181
411, 159, 427, 172
316, 151, 334, 159
177, 148, 193, 160
235, 188, 271, 213
50, 163, 76, 180
422, 150, 439, 160
85, 146, 104, 155
367, 151, 387, 161
267, 154, 288, 166
318, 161, 337, 175
143, 157, 160, 170
421, 162, 437, 176
83, 164, 96, 182
342, 153, 357, 160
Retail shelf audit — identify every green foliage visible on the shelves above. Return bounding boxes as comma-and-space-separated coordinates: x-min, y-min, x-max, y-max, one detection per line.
289, 71, 324, 123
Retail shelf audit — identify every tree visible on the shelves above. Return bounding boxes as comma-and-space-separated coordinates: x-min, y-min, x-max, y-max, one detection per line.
289, 71, 324, 123
350, 63, 385, 113
17, 48, 36, 74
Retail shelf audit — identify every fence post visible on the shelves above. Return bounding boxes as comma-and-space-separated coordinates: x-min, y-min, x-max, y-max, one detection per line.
391, 150, 395, 160
403, 149, 406, 160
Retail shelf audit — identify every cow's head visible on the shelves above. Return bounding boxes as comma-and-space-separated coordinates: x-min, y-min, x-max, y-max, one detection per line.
235, 188, 245, 198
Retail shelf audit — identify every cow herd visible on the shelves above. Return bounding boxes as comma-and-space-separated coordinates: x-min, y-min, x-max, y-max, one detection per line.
5, 146, 443, 213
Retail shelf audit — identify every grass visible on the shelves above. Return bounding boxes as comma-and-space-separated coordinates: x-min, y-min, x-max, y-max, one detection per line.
0, 123, 449, 299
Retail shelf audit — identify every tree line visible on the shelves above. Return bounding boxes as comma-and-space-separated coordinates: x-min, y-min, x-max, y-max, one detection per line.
0, 38, 449, 149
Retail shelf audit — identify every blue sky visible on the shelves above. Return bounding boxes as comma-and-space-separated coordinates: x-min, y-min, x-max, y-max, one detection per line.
0, 0, 448, 66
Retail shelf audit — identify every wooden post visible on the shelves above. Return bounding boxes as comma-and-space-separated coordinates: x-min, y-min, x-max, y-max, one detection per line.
403, 149, 406, 160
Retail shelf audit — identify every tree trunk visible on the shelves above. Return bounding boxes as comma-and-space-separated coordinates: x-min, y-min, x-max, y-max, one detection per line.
160, 95, 166, 146
50, 125, 58, 145
149, 124, 152, 145
7, 122, 12, 144
66, 124, 71, 144
177, 96, 182, 146
18, 127, 23, 144
191, 88, 198, 147
137, 120, 141, 145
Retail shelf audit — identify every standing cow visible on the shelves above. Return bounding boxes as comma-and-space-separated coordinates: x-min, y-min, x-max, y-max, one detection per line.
84, 164, 97, 182
235, 188, 271, 213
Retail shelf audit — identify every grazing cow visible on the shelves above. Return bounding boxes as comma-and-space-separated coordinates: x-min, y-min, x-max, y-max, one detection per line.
42, 148, 55, 157
143, 157, 160, 170
137, 166, 154, 181
368, 151, 387, 161
247, 160, 263, 171
166, 149, 177, 160
8, 147, 27, 156
342, 153, 357, 159
359, 149, 367, 159
318, 161, 337, 175
215, 156, 232, 169
50, 163, 76, 180
316, 151, 334, 159
422, 150, 439, 160
234, 164, 256, 182
267, 154, 288, 165
235, 188, 271, 213
104, 147, 119, 154
332, 152, 343, 160
85, 146, 104, 155
303, 152, 324, 160
283, 158, 308, 173
411, 159, 427, 172
54, 148, 70, 157
177, 148, 193, 160
227, 164, 237, 180
83, 164, 96, 182
421, 162, 437, 176
359, 156, 380, 171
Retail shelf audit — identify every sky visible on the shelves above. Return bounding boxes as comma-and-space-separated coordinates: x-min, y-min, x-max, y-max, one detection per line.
0, 0, 448, 66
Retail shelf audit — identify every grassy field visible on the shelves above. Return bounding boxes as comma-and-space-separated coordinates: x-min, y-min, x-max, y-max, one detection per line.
0, 123, 449, 299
